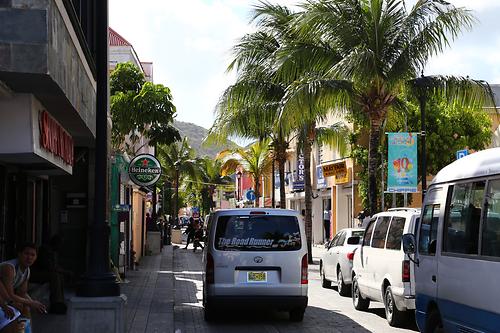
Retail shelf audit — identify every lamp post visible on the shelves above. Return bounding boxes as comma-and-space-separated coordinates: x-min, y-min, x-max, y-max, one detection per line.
77, 0, 119, 297
414, 73, 429, 202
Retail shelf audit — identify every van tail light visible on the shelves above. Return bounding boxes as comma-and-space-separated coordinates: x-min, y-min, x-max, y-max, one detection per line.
402, 260, 410, 282
347, 251, 355, 261
206, 253, 214, 284
301, 254, 308, 284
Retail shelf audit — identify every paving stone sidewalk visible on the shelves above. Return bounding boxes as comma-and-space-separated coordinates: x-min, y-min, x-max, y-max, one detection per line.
32, 245, 176, 333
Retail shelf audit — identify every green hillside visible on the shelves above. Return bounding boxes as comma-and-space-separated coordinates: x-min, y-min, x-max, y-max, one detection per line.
173, 120, 238, 157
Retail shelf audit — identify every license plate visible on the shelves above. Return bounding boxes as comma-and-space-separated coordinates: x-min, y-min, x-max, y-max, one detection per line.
247, 271, 267, 283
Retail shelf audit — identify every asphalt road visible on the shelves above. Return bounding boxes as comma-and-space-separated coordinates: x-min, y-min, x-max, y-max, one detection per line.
173, 244, 420, 333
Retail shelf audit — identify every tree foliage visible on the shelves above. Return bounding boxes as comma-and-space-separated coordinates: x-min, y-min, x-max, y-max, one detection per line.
110, 62, 180, 154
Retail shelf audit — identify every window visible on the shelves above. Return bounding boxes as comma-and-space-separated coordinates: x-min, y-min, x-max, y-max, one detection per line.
482, 179, 500, 257
371, 216, 391, 249
444, 181, 485, 255
386, 217, 406, 250
330, 232, 341, 248
419, 204, 440, 255
363, 219, 376, 246
338, 232, 346, 246
214, 215, 301, 251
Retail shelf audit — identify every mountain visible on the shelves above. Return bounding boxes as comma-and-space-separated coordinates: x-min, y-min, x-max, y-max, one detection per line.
173, 120, 238, 157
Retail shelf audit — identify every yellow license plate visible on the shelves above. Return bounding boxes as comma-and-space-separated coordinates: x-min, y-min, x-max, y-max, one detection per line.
247, 271, 267, 282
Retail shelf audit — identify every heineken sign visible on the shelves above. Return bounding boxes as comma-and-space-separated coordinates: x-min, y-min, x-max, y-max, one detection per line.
128, 154, 162, 187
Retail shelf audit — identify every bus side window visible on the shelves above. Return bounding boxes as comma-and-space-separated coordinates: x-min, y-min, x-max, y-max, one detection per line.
419, 204, 440, 256
444, 181, 485, 255
482, 179, 500, 257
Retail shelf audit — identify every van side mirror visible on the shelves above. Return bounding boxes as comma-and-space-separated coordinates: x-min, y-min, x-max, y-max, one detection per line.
402, 233, 416, 255
347, 236, 361, 245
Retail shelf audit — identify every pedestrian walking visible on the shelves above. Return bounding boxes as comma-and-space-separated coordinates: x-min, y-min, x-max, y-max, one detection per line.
183, 217, 196, 249
193, 223, 204, 252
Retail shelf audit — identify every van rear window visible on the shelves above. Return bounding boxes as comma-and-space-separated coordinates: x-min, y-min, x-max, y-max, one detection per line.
214, 215, 301, 251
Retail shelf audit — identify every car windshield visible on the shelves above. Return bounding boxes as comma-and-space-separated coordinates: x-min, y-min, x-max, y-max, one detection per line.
214, 215, 301, 251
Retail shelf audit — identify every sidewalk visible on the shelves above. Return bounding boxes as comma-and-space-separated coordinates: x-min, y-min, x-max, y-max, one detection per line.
32, 245, 176, 333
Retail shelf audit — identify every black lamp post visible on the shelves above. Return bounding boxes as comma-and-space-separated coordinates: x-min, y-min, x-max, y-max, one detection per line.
236, 171, 242, 201
414, 73, 429, 202
77, 0, 120, 297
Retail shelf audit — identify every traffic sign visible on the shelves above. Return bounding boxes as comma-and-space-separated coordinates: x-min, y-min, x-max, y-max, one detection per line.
456, 149, 468, 160
246, 190, 256, 201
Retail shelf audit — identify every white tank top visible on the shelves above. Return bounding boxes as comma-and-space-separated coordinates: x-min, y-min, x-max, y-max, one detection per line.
0, 259, 30, 290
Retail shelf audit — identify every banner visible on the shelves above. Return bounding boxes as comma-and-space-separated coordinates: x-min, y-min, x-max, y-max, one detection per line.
316, 165, 327, 189
321, 161, 349, 184
293, 152, 305, 191
387, 132, 418, 193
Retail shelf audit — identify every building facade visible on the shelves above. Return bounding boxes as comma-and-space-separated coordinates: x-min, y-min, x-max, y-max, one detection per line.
0, 0, 97, 276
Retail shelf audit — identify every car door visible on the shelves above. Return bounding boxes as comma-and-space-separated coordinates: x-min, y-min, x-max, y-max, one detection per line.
368, 216, 391, 300
357, 219, 376, 295
325, 232, 341, 280
415, 188, 443, 323
331, 231, 346, 281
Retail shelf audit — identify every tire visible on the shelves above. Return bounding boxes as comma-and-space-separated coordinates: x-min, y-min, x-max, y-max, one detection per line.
384, 286, 408, 327
352, 275, 370, 311
320, 263, 331, 288
289, 308, 305, 322
337, 269, 350, 297
426, 309, 444, 333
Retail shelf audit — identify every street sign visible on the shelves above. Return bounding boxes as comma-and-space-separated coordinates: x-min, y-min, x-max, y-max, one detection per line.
456, 149, 468, 160
246, 190, 256, 201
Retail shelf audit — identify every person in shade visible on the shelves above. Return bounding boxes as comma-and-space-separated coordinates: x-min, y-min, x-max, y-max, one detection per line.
183, 218, 196, 249
0, 243, 46, 333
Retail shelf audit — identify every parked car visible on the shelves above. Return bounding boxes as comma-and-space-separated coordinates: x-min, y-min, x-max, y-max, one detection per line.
403, 147, 500, 333
351, 207, 420, 327
202, 208, 308, 322
320, 228, 364, 296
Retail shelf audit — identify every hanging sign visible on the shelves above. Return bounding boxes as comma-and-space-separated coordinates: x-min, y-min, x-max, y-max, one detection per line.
128, 154, 162, 187
293, 152, 305, 191
316, 165, 327, 189
322, 161, 349, 184
387, 132, 418, 193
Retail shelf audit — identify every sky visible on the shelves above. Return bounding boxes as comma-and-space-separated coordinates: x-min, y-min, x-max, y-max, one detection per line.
110, 0, 500, 133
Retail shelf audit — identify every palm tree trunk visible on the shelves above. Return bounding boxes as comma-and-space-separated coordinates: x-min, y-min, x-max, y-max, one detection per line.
304, 124, 314, 264
276, 143, 287, 209
271, 156, 275, 208
368, 116, 383, 215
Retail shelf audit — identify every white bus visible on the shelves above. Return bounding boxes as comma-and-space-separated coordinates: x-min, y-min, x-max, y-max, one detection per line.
403, 147, 500, 333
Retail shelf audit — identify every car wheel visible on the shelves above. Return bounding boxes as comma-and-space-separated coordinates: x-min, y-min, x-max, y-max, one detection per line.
426, 309, 444, 333
320, 263, 331, 288
337, 269, 350, 297
289, 308, 305, 322
384, 286, 407, 327
352, 275, 370, 311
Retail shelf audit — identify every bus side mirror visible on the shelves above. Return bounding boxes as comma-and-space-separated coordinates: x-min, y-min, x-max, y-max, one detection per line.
402, 233, 416, 254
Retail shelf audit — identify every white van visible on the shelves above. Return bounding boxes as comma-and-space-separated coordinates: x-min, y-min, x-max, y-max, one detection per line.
202, 208, 308, 322
351, 208, 420, 327
403, 147, 500, 333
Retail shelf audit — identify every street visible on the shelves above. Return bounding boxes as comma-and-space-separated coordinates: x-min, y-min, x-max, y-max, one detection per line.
172, 245, 418, 333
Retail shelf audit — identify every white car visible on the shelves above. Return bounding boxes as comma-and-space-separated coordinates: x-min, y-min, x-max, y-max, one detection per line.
202, 208, 308, 322
320, 228, 364, 296
351, 208, 420, 327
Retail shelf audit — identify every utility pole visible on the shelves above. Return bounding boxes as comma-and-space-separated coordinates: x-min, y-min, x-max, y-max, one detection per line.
416, 73, 428, 202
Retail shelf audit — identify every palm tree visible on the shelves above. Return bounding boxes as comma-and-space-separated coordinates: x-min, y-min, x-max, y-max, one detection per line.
281, 0, 492, 214
157, 138, 197, 224
196, 157, 233, 213
217, 140, 274, 206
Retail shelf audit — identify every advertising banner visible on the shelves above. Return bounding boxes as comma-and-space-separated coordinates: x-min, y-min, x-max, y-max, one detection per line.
387, 132, 418, 193
293, 152, 305, 191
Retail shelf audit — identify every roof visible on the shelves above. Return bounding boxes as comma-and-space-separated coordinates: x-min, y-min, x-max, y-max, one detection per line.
431, 147, 500, 185
108, 27, 132, 47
